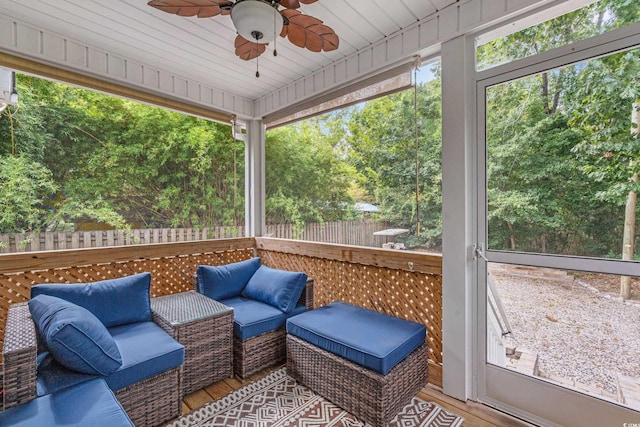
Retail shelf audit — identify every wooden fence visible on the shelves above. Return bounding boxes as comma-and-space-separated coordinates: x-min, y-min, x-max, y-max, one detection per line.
265, 221, 387, 246
0, 221, 389, 254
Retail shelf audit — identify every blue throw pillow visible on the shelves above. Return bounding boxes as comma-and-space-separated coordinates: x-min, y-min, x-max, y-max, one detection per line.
31, 273, 152, 328
197, 258, 261, 300
28, 295, 122, 376
241, 266, 307, 313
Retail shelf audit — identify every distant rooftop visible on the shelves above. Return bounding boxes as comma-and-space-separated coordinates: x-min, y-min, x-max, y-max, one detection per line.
354, 203, 379, 212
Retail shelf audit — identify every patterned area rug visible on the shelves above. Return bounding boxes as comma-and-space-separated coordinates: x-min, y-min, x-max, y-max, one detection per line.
166, 368, 464, 427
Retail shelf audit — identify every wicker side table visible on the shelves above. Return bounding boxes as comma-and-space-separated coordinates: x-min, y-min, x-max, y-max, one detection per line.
151, 291, 233, 395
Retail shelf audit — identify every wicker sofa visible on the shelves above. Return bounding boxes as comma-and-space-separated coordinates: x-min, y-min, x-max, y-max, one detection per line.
196, 257, 313, 378
2, 273, 184, 427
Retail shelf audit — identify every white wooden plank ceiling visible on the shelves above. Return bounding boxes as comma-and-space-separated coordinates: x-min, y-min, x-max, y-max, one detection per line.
0, 0, 457, 101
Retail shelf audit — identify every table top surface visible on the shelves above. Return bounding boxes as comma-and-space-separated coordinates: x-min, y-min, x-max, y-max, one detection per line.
372, 228, 409, 236
151, 291, 232, 325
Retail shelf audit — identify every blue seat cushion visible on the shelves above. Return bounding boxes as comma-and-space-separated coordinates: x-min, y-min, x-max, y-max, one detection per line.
286, 301, 426, 375
36, 352, 97, 397
241, 266, 307, 314
105, 321, 184, 390
221, 297, 306, 340
197, 257, 261, 300
0, 378, 135, 427
31, 272, 152, 328
28, 295, 122, 376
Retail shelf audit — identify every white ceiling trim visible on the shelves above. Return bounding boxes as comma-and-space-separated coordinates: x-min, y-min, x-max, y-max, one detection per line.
254, 0, 572, 119
0, 13, 254, 120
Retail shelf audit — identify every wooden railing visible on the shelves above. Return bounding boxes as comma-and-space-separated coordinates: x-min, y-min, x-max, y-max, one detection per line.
265, 220, 388, 247
0, 237, 443, 386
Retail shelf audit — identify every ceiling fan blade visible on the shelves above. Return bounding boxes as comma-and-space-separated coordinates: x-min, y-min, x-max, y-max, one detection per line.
278, 0, 317, 9
280, 9, 339, 52
235, 35, 267, 60
147, 0, 231, 18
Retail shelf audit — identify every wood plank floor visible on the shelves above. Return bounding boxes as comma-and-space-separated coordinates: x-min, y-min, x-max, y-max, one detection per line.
180, 367, 535, 427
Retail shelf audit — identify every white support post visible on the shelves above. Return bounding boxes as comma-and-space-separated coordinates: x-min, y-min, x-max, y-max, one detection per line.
245, 119, 266, 237
441, 35, 475, 402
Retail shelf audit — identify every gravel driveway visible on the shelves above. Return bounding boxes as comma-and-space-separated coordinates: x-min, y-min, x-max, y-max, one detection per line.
491, 269, 640, 395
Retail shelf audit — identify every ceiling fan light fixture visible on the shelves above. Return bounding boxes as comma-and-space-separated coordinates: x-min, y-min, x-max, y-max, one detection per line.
231, 0, 283, 44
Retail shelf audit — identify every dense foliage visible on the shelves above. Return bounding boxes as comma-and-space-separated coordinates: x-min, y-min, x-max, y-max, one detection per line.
0, 77, 374, 234
0, 76, 244, 231
0, 72, 442, 244
266, 120, 358, 230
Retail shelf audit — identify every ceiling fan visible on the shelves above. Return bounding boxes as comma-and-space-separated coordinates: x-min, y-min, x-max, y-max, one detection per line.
147, 0, 339, 77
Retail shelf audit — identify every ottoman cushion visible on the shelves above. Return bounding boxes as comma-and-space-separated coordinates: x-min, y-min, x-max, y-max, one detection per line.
286, 301, 425, 375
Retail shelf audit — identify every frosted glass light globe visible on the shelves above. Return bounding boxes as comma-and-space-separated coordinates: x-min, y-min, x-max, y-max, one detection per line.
231, 0, 283, 44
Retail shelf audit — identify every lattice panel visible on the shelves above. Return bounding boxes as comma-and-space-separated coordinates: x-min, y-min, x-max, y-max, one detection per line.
258, 250, 443, 367
0, 248, 254, 355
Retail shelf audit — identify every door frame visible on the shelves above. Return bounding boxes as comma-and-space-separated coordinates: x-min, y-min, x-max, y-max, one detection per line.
473, 22, 640, 426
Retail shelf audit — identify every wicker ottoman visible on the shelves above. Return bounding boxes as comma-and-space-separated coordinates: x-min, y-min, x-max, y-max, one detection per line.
286, 302, 428, 427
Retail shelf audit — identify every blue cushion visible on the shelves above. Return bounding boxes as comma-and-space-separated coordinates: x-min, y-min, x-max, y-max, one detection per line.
286, 301, 426, 375
36, 352, 97, 396
28, 295, 122, 376
0, 378, 135, 427
221, 297, 306, 340
241, 266, 307, 314
197, 258, 261, 300
31, 273, 152, 328
105, 321, 184, 391
36, 322, 184, 394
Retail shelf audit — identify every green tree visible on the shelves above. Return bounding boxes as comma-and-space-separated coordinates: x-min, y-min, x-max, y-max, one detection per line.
1, 75, 245, 230
0, 155, 57, 233
266, 119, 356, 231
0, 76, 130, 231
346, 75, 442, 248
71, 101, 244, 228
569, 45, 639, 298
